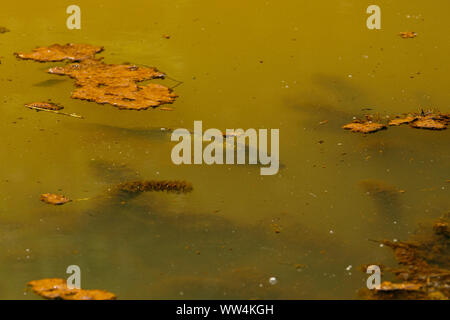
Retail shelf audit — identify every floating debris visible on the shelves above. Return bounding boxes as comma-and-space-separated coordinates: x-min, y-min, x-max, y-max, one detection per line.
359, 179, 403, 197
116, 180, 193, 194
342, 120, 386, 134
25, 102, 63, 111
433, 220, 449, 237
15, 43, 103, 62
25, 102, 83, 119
16, 44, 178, 110
399, 32, 417, 39
28, 278, 116, 300
40, 193, 71, 205
360, 214, 450, 300
0, 27, 10, 34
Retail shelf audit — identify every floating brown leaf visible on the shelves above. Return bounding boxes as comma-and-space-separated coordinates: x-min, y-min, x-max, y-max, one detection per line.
399, 32, 417, 39
15, 43, 103, 62
388, 115, 417, 126
25, 102, 63, 111
49, 58, 176, 110
342, 120, 386, 134
28, 278, 116, 300
377, 281, 423, 292
40, 193, 71, 205
410, 113, 449, 130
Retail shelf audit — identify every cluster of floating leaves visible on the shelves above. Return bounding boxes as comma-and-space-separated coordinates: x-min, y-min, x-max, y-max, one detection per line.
15, 43, 177, 110
343, 111, 449, 134
389, 112, 450, 130
28, 278, 116, 300
360, 214, 449, 300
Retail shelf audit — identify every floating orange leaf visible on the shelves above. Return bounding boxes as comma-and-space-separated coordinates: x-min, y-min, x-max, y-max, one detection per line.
399, 32, 417, 39
410, 113, 449, 130
28, 278, 116, 300
15, 43, 103, 62
48, 58, 176, 110
40, 193, 71, 205
388, 115, 417, 126
342, 120, 386, 134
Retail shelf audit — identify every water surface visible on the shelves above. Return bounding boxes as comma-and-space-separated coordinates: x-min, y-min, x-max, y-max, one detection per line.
0, 0, 449, 299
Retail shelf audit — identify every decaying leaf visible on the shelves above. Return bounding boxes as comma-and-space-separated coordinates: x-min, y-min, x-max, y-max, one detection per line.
377, 281, 423, 292
48, 59, 177, 110
342, 120, 386, 134
399, 32, 417, 39
40, 193, 71, 205
116, 180, 193, 194
28, 278, 116, 300
410, 113, 449, 130
15, 43, 103, 62
360, 214, 450, 300
25, 102, 63, 111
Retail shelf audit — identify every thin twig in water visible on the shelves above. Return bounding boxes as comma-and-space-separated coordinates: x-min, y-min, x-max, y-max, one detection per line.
165, 75, 184, 89
26, 106, 84, 119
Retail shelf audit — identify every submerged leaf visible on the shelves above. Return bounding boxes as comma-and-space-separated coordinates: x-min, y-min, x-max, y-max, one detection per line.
360, 214, 450, 300
116, 180, 193, 194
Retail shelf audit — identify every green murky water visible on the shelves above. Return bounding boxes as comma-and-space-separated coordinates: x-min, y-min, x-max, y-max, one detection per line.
0, 0, 449, 299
